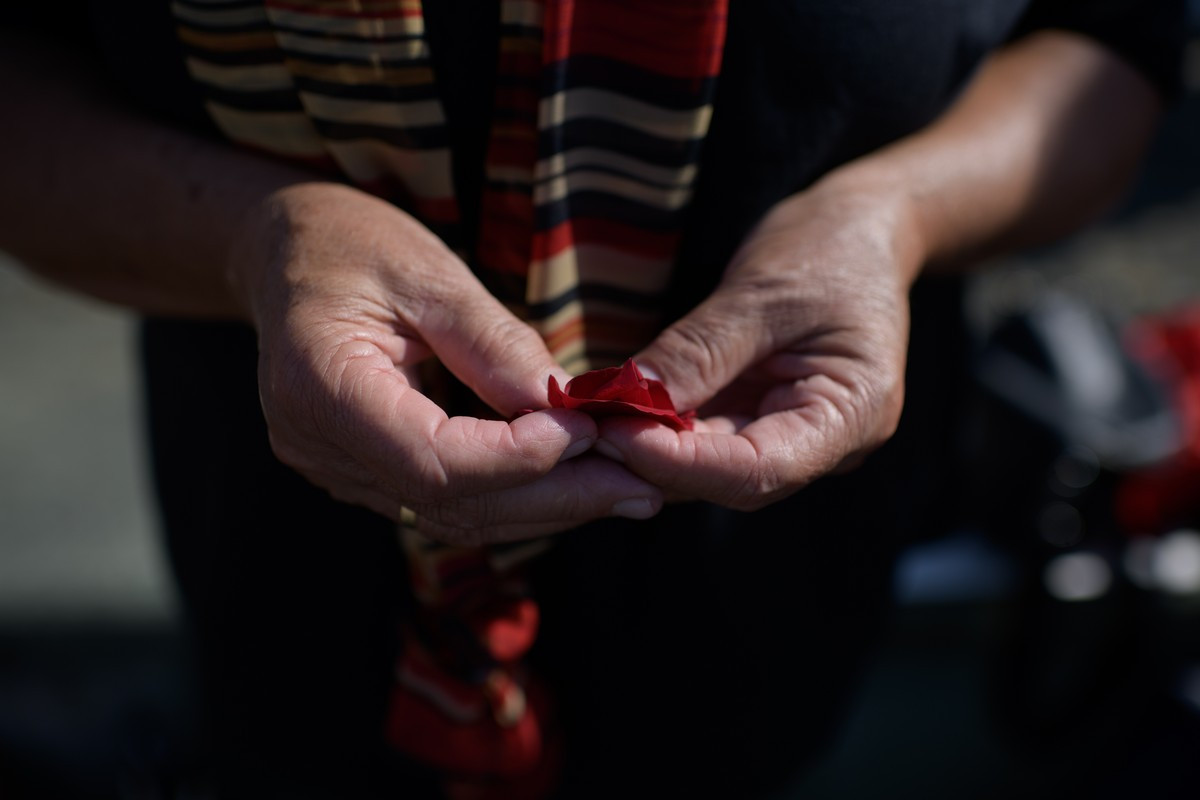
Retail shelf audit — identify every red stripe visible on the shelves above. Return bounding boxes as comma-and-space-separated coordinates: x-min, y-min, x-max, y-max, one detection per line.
485, 140, 538, 170
533, 219, 680, 263
543, 316, 584, 353
478, 189, 535, 273
542, 313, 660, 358
548, 29, 724, 79
477, 239, 531, 274
475, 4, 544, 279
496, 53, 543, 76
545, 0, 727, 78
481, 192, 534, 226
493, 85, 540, 115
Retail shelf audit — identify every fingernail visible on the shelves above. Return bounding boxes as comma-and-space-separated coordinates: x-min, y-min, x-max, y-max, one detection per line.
559, 436, 593, 463
637, 363, 663, 382
593, 438, 624, 463
612, 497, 657, 520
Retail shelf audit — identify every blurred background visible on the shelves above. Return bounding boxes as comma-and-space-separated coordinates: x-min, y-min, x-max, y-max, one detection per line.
4, 23, 1200, 800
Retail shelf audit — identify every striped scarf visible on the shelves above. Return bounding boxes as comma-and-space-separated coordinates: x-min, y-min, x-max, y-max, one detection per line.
172, 0, 727, 791
173, 0, 725, 372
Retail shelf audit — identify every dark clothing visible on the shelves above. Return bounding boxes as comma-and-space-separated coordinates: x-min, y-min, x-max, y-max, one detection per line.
141, 277, 965, 798
19, 0, 1186, 796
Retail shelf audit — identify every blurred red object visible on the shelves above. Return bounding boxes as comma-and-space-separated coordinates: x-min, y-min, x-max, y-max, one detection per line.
1117, 306, 1200, 533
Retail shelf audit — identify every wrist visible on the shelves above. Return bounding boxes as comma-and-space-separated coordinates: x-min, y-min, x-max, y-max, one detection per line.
793, 164, 929, 288
225, 181, 360, 329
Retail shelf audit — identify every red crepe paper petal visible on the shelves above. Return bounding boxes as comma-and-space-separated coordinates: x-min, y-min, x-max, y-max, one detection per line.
547, 359, 695, 431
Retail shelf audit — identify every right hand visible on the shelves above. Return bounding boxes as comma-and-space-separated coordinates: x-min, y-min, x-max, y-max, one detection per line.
227, 182, 662, 545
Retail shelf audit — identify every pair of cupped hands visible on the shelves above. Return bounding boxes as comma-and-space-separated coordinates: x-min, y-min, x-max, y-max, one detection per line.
231, 175, 917, 545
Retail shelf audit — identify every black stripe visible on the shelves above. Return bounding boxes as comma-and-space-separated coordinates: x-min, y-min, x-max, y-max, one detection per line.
534, 190, 687, 233
497, 22, 542, 39
474, 269, 528, 308
535, 161, 690, 192
481, 180, 534, 195
488, 104, 540, 125
174, 0, 263, 10
473, 268, 667, 319
269, 21, 426, 45
273, 48, 433, 70
542, 56, 718, 112
539, 118, 703, 171
173, 17, 272, 34
293, 76, 439, 104
526, 281, 666, 319
312, 119, 451, 149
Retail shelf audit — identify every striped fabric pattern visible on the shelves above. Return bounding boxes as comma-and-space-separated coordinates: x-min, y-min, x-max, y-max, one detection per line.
173, 0, 728, 372
476, 0, 728, 371
174, 0, 460, 239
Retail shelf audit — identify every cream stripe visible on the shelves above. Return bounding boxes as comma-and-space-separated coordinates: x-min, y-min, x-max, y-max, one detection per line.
299, 93, 445, 128
324, 140, 455, 198
530, 244, 674, 298
534, 301, 660, 368
536, 147, 697, 188
172, 2, 268, 27
186, 58, 294, 91
265, 7, 424, 37
540, 299, 659, 331
540, 89, 712, 141
559, 352, 591, 375
275, 31, 429, 60
535, 171, 692, 211
531, 302, 586, 367
501, 0, 543, 27
533, 299, 583, 333
527, 246, 578, 306
205, 102, 327, 157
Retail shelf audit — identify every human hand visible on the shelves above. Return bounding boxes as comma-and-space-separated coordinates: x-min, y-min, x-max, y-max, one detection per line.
229, 183, 662, 544
594, 176, 922, 510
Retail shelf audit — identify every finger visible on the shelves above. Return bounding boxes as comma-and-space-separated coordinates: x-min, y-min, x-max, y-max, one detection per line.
596, 397, 863, 511
596, 419, 772, 510
341, 359, 607, 499
633, 286, 775, 414
410, 456, 663, 546
266, 333, 594, 487
405, 264, 570, 416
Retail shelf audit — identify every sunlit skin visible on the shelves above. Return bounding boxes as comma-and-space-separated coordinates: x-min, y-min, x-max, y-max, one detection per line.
0, 31, 1161, 543
597, 31, 1161, 511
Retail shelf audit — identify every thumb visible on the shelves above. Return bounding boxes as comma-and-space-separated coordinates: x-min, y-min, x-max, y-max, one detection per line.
415, 274, 568, 417
634, 288, 770, 413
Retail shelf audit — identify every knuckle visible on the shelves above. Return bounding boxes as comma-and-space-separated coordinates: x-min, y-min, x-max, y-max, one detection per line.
410, 453, 453, 504
663, 320, 727, 382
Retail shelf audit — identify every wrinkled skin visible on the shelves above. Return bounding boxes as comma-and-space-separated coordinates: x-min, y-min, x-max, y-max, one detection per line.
596, 178, 916, 510
233, 183, 663, 545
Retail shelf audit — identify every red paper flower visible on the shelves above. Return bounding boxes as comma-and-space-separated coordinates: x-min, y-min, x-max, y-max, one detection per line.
547, 359, 695, 431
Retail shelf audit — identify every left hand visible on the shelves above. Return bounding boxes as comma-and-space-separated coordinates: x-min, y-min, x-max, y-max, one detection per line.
595, 175, 922, 510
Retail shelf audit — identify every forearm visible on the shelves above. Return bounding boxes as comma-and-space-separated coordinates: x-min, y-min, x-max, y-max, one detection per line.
0, 34, 319, 319
815, 30, 1163, 281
